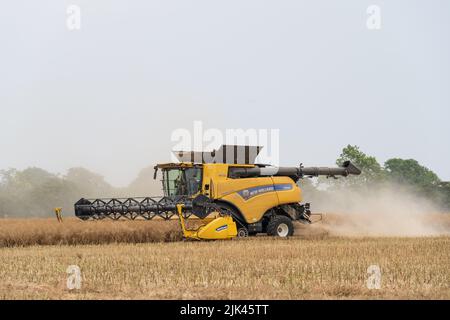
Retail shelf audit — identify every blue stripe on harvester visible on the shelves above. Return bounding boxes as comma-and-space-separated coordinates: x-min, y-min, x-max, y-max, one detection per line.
237, 184, 293, 200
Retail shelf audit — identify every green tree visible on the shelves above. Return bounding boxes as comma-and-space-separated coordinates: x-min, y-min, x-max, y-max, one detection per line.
127, 166, 162, 196
65, 167, 114, 198
384, 158, 445, 205
0, 167, 116, 217
384, 158, 440, 188
0, 167, 64, 217
437, 182, 450, 210
335, 145, 384, 185
28, 178, 80, 217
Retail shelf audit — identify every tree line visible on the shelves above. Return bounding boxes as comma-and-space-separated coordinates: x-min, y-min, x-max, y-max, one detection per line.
0, 166, 160, 218
330, 145, 450, 209
0, 145, 449, 217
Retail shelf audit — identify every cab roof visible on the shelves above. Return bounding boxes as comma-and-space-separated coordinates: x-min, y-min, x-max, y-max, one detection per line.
154, 163, 196, 169
154, 162, 255, 169
172, 145, 263, 164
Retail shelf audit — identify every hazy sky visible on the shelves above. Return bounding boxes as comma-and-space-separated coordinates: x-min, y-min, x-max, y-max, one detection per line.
1, 1, 449, 186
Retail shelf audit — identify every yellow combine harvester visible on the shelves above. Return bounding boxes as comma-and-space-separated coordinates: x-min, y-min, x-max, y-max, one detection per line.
75, 145, 361, 239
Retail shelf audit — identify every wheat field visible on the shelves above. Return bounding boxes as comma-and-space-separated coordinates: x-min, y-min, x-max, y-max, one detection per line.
0, 218, 182, 246
0, 217, 449, 299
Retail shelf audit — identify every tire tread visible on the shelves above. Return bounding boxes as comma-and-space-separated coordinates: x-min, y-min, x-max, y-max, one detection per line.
267, 215, 294, 237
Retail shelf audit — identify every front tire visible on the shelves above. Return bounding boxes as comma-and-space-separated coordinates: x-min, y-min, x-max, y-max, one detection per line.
267, 215, 294, 237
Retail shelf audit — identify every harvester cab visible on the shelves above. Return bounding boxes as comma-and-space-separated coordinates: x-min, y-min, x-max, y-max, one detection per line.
74, 145, 361, 240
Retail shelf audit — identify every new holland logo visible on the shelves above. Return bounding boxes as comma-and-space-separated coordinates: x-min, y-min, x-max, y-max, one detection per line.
238, 184, 293, 201
216, 225, 228, 232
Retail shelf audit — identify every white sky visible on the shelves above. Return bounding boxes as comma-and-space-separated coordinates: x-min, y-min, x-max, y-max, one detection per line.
1, 0, 449, 186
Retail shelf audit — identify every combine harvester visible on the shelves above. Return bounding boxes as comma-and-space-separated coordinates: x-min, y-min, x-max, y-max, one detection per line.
74, 145, 361, 240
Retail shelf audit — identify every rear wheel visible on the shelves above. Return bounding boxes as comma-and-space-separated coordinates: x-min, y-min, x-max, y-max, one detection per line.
267, 215, 294, 237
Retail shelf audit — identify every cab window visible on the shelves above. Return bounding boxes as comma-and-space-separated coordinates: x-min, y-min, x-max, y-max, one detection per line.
163, 167, 202, 197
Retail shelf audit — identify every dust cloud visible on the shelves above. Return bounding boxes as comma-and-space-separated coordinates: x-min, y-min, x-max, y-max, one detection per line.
304, 183, 450, 237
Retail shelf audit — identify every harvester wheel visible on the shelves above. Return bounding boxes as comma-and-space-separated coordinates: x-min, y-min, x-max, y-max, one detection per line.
267, 215, 294, 237
237, 227, 249, 238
